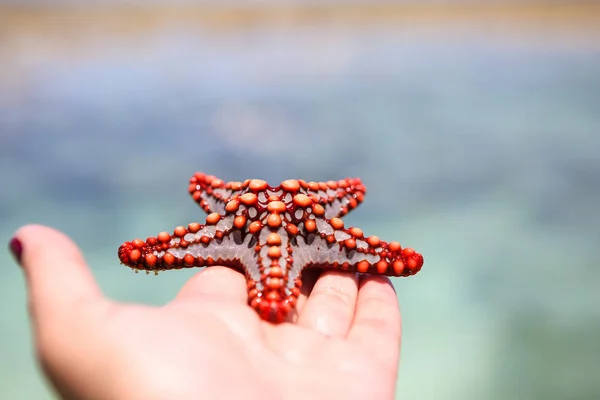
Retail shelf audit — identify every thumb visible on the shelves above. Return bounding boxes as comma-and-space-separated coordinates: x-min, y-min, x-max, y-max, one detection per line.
10, 224, 104, 328
10, 225, 112, 399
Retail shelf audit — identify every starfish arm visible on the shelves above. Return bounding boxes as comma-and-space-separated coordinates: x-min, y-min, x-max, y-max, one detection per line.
187, 172, 245, 214
245, 225, 302, 322
118, 214, 255, 274
298, 178, 366, 219
292, 217, 423, 278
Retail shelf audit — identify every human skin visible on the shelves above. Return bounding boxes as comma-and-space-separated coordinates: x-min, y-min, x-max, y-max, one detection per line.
11, 224, 402, 400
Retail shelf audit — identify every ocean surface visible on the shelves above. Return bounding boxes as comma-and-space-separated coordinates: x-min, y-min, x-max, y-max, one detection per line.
1, 9, 599, 399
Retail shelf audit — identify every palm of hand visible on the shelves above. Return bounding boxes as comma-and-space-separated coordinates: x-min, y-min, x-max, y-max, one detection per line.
16, 226, 401, 400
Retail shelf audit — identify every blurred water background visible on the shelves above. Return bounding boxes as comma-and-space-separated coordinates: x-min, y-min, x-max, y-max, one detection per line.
1, 1, 599, 399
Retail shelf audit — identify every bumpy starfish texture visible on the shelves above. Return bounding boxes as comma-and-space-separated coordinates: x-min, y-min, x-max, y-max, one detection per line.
118, 172, 424, 323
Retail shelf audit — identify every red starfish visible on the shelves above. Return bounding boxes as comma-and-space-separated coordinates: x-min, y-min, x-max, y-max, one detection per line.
118, 172, 424, 323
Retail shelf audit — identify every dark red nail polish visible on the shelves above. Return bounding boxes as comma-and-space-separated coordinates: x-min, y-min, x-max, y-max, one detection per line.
9, 237, 23, 265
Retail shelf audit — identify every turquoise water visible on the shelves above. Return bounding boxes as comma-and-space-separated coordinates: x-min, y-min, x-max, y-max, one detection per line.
1, 24, 599, 399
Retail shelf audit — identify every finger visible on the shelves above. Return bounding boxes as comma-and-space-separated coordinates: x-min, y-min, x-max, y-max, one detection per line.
12, 224, 104, 327
294, 268, 321, 315
347, 275, 401, 370
296, 270, 359, 338
175, 266, 248, 304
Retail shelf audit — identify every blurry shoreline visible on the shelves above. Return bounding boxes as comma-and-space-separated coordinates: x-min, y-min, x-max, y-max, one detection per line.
2, 2, 600, 35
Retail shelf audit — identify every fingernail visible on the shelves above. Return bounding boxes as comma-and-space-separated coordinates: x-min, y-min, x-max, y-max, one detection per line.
9, 237, 23, 265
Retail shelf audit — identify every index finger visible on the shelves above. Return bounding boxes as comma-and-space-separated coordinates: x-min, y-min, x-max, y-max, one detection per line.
347, 275, 401, 371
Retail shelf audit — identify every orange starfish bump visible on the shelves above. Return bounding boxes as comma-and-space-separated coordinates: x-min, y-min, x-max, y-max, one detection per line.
118, 172, 424, 323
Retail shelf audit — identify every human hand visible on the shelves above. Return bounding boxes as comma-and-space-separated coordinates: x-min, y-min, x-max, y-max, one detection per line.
11, 225, 402, 400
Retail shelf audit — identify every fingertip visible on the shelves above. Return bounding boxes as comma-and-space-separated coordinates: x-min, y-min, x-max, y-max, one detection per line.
356, 275, 401, 326
14, 224, 87, 264
296, 271, 359, 338
12, 224, 103, 318
175, 266, 248, 304
348, 274, 402, 370
359, 274, 397, 297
